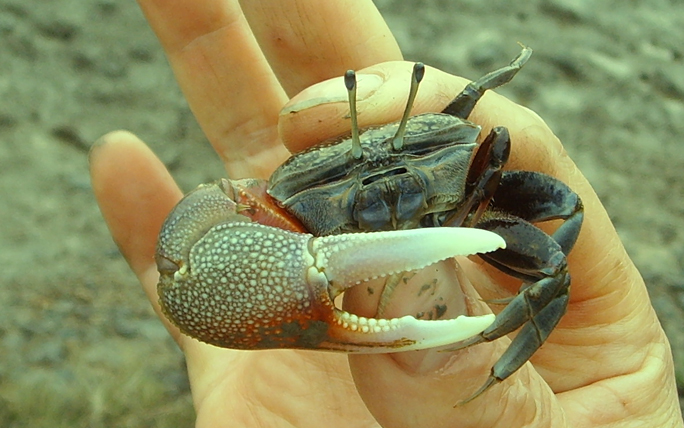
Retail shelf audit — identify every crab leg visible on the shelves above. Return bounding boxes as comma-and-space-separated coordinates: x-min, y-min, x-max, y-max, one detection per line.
442, 46, 532, 119
156, 181, 505, 353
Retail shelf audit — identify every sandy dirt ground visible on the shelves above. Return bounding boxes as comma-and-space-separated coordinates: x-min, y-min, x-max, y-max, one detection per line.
1, 0, 682, 426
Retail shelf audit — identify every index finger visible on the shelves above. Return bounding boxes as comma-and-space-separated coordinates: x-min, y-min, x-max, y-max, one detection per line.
137, 0, 402, 179
137, 0, 289, 178
239, 0, 402, 96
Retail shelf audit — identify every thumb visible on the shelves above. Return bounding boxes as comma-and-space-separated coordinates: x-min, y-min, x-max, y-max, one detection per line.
278, 61, 568, 427
279, 60, 466, 153
348, 259, 562, 428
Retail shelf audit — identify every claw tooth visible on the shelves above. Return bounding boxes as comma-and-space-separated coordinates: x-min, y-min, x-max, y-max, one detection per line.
324, 310, 496, 352
312, 227, 505, 288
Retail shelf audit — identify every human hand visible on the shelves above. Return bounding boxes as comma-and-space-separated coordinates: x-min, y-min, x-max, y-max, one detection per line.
89, 1, 683, 427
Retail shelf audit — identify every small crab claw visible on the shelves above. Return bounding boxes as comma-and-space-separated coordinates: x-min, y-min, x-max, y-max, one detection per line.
156, 181, 505, 353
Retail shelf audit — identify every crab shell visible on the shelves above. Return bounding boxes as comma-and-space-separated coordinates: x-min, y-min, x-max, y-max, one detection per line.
268, 114, 481, 236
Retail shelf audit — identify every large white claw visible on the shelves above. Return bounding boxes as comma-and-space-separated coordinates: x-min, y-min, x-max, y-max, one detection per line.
156, 180, 505, 352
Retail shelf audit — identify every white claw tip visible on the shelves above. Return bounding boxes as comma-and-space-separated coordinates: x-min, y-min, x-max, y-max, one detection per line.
327, 311, 496, 352
394, 313, 496, 350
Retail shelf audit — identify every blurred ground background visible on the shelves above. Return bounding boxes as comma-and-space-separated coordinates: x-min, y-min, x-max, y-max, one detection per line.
0, 0, 682, 426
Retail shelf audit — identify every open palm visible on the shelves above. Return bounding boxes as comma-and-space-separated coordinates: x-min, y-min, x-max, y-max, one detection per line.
89, 1, 682, 427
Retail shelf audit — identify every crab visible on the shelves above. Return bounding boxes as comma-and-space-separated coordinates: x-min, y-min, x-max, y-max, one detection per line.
155, 47, 584, 402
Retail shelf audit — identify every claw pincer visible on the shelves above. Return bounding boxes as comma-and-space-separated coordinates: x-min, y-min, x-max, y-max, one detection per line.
156, 180, 504, 352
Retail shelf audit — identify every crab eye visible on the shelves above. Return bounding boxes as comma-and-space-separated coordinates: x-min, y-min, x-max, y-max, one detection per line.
345, 69, 363, 160
391, 62, 425, 151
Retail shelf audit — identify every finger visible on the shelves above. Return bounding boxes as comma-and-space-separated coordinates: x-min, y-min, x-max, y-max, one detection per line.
87, 132, 307, 425
279, 61, 458, 153
89, 130, 184, 342
276, 59, 673, 424
240, 0, 402, 96
278, 58, 646, 321
89, 131, 240, 369
136, 0, 290, 179
460, 89, 673, 409
278, 60, 565, 423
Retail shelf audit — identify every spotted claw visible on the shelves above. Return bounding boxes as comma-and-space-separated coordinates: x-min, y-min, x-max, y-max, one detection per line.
156, 180, 505, 352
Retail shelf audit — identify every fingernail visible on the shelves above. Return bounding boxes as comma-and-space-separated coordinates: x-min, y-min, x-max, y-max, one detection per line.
282, 73, 384, 114
89, 130, 138, 164
88, 134, 111, 164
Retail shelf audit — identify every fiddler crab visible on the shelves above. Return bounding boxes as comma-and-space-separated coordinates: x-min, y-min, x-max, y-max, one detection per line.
155, 47, 584, 403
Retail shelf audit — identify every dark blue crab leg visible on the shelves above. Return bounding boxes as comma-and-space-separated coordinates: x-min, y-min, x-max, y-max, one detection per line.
451, 216, 572, 404
448, 171, 583, 403
441, 126, 511, 228
442, 46, 533, 120
487, 170, 584, 255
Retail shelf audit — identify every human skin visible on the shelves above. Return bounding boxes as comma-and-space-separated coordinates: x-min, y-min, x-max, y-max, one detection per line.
88, 1, 683, 427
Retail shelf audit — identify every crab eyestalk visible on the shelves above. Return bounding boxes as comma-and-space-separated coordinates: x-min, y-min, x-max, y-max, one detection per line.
156, 180, 506, 352
392, 62, 425, 151
345, 70, 363, 160
344, 63, 426, 158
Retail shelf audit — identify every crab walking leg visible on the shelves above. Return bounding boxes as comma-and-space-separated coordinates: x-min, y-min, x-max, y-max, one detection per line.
156, 181, 505, 352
